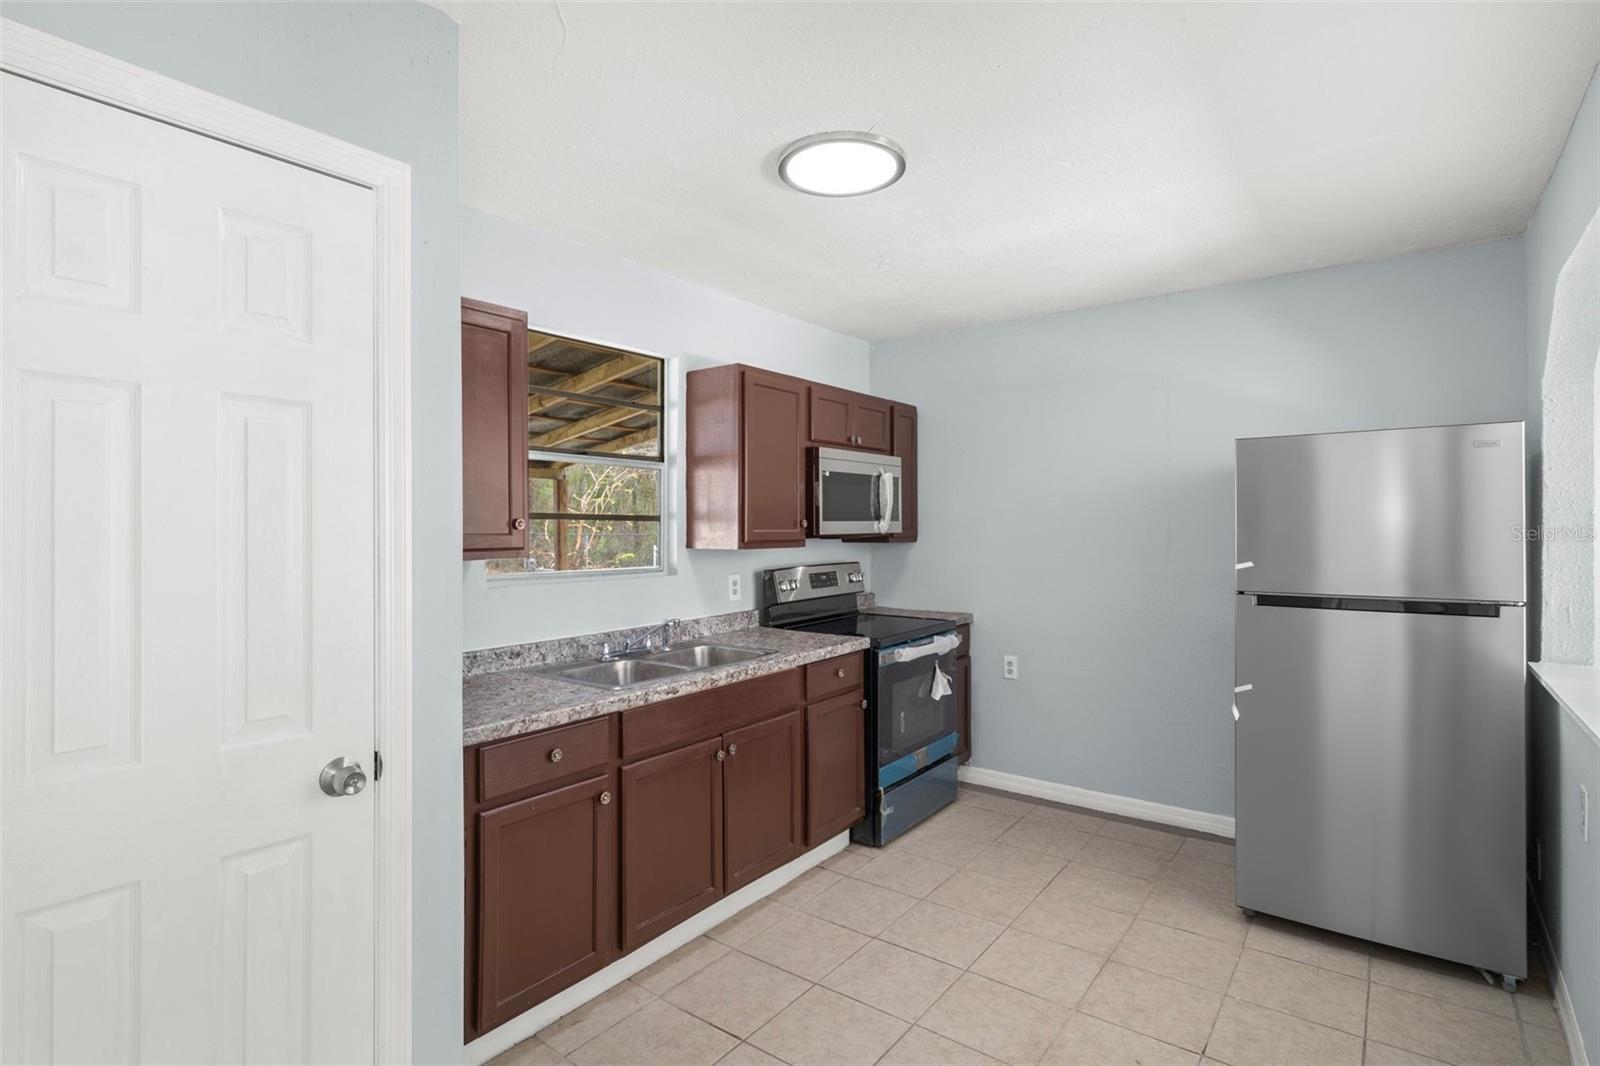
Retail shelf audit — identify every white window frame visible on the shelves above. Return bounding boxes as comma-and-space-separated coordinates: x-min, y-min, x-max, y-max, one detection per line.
486, 341, 674, 584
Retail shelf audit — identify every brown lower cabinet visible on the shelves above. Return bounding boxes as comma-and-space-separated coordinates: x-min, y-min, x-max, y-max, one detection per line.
722, 710, 805, 892
474, 772, 616, 1033
619, 736, 724, 951
805, 691, 867, 844
464, 654, 866, 1041
956, 623, 973, 763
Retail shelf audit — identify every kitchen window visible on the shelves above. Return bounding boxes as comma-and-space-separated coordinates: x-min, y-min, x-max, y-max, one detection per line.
486, 330, 665, 576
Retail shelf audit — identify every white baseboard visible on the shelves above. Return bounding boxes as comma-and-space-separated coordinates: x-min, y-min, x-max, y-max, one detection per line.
464, 832, 848, 1065
1531, 886, 1589, 1066
958, 765, 1236, 839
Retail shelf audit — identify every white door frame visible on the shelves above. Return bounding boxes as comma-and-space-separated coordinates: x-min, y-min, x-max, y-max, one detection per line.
0, 19, 415, 1062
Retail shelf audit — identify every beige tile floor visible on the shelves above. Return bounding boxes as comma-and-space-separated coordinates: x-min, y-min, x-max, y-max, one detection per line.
491, 787, 1572, 1066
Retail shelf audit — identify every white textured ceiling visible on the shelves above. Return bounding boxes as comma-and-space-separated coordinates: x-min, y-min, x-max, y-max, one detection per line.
441, 1, 1600, 340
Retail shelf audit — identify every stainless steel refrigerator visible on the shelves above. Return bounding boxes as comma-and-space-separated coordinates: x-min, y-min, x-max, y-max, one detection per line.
1233, 421, 1527, 988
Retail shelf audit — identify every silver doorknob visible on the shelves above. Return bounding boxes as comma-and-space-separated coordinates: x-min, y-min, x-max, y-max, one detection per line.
319, 757, 367, 797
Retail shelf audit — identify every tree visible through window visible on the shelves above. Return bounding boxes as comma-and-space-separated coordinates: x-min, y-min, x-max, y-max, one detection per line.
486, 330, 664, 575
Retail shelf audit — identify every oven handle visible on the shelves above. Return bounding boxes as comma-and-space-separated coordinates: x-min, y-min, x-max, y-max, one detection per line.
878, 631, 962, 665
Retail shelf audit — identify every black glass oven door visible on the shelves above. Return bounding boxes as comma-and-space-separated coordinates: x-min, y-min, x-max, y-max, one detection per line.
876, 643, 960, 765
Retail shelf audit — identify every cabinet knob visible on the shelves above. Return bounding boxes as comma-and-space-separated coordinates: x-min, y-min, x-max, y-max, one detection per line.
861, 698, 868, 709
727, 743, 738, 757
549, 747, 563, 763
836, 667, 846, 678
599, 790, 612, 805
512, 517, 527, 531
801, 518, 808, 529
715, 749, 726, 762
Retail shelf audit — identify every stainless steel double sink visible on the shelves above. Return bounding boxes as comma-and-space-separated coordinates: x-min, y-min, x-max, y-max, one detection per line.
536, 643, 772, 690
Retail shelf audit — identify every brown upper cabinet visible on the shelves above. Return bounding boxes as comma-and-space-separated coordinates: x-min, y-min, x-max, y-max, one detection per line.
810, 384, 891, 452
889, 404, 918, 542
462, 298, 529, 558
687, 364, 809, 549
686, 363, 917, 547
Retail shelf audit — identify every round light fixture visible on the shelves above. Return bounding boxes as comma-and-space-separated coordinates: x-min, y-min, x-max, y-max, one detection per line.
778, 131, 906, 197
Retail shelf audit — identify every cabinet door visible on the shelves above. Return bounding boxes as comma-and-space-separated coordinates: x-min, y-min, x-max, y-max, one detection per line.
955, 655, 972, 764
890, 404, 917, 540
620, 737, 724, 951
724, 710, 805, 891
806, 691, 866, 845
742, 369, 808, 546
853, 396, 893, 452
809, 384, 854, 447
462, 298, 529, 557
476, 773, 615, 1032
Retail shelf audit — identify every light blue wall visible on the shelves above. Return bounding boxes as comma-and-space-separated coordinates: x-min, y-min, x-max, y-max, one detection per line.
1524, 60, 1600, 1063
0, 4, 466, 1061
869, 238, 1527, 817
1526, 63, 1600, 664
458, 207, 874, 651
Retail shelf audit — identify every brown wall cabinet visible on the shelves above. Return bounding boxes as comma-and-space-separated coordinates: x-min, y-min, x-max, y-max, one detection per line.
686, 364, 918, 548
462, 297, 529, 558
465, 655, 869, 1038
687, 364, 809, 549
810, 384, 892, 452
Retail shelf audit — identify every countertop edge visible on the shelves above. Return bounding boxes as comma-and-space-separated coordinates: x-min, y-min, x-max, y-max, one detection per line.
463, 631, 871, 747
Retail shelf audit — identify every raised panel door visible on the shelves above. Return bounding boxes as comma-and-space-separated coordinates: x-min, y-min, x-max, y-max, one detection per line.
955, 655, 972, 764
852, 396, 893, 452
805, 693, 866, 845
620, 737, 724, 950
462, 298, 528, 558
476, 773, 616, 1032
741, 370, 807, 546
2, 74, 377, 1064
808, 384, 853, 447
723, 711, 805, 891
890, 404, 917, 540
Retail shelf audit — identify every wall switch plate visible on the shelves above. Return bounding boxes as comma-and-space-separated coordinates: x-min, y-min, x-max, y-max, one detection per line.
1582, 785, 1590, 843
1003, 654, 1019, 680
727, 574, 742, 602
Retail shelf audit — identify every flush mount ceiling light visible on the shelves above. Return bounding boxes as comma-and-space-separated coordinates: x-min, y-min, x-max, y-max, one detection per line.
778, 131, 906, 197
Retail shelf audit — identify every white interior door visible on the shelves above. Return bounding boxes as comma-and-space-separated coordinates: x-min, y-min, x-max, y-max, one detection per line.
2, 73, 378, 1064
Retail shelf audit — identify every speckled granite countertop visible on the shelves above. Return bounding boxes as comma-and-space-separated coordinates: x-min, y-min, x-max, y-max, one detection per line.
462, 625, 870, 746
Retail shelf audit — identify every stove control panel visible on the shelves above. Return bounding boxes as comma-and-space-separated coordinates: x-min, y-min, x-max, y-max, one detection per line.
762, 561, 865, 605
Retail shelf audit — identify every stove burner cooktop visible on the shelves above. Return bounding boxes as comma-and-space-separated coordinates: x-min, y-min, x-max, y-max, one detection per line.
789, 611, 956, 648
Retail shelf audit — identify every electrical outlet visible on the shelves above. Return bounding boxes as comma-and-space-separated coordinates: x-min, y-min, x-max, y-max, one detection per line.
1003, 654, 1019, 680
727, 574, 742, 602
1582, 785, 1590, 843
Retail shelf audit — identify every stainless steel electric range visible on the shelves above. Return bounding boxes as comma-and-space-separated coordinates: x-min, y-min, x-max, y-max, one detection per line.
761, 562, 964, 846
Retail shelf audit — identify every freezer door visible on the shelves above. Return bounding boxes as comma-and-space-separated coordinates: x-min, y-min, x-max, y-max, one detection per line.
1235, 422, 1524, 603
1234, 597, 1526, 977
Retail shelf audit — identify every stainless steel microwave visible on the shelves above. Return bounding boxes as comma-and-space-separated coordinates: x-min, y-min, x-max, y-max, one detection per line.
813, 447, 902, 536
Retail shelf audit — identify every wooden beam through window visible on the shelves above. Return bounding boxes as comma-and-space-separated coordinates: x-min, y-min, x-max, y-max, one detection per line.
528, 395, 659, 449
526, 354, 652, 416
591, 427, 658, 455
